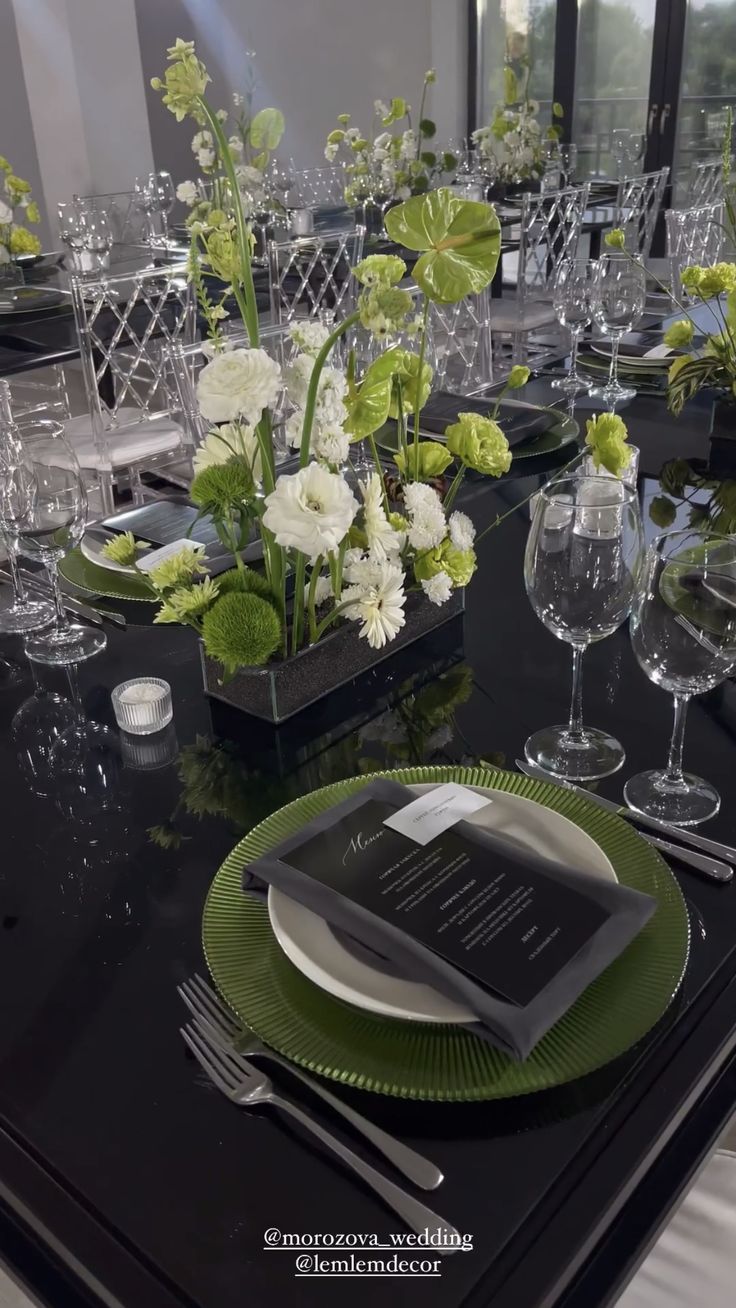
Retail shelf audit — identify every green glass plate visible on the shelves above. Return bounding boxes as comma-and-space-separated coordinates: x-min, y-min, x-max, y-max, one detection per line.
202, 765, 690, 1101
375, 409, 579, 465
59, 549, 157, 602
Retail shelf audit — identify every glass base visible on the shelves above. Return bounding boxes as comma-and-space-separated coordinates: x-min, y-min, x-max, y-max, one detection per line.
587, 380, 637, 405
623, 769, 720, 827
550, 373, 590, 395
525, 724, 626, 781
25, 622, 106, 666
0, 596, 55, 635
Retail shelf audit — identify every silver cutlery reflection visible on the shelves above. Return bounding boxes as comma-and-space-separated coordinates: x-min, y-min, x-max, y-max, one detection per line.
179, 973, 442, 1191
14, 567, 126, 629
181, 1021, 459, 1243
515, 760, 734, 883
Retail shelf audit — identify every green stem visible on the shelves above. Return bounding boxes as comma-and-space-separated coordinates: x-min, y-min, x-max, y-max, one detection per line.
475, 451, 581, 542
197, 97, 260, 346
291, 554, 306, 655
413, 299, 430, 481
415, 81, 429, 163
491, 383, 509, 420
315, 599, 354, 641
443, 465, 466, 512
395, 380, 408, 476
299, 312, 360, 466
307, 555, 323, 644
367, 432, 388, 508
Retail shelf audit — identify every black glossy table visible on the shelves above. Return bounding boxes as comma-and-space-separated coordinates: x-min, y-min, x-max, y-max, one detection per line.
2, 374, 736, 1308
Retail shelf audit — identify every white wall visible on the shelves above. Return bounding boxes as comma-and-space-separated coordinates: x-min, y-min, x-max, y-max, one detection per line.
11, 0, 155, 240
135, 0, 467, 188
0, 2, 50, 247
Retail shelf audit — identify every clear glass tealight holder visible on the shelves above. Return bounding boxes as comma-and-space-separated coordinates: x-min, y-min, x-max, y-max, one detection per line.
580, 444, 640, 489
111, 677, 173, 736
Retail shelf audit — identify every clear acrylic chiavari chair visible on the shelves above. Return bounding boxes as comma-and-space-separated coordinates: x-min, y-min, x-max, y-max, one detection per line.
72, 191, 148, 246
267, 225, 365, 325
665, 201, 725, 299
614, 168, 670, 259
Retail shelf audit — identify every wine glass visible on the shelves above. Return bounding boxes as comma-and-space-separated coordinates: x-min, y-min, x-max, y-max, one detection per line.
627, 133, 646, 167
524, 473, 645, 780
611, 129, 631, 179
625, 530, 736, 825
134, 172, 175, 248
588, 255, 647, 407
3, 424, 106, 664
57, 201, 87, 271
0, 392, 55, 634
551, 259, 594, 394
80, 209, 113, 273
558, 143, 578, 186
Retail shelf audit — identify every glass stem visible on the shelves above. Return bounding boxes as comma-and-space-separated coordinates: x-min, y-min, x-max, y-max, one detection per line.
608, 335, 620, 394
569, 328, 581, 383
665, 694, 690, 786
46, 558, 70, 633
567, 644, 587, 743
4, 536, 27, 607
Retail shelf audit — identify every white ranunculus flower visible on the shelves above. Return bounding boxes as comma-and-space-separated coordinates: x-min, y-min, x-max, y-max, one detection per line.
192, 421, 262, 483
176, 180, 198, 205
0, 199, 12, 225
262, 464, 358, 561
342, 559, 406, 649
197, 348, 282, 425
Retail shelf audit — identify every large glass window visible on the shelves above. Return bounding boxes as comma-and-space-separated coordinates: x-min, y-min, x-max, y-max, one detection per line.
477, 0, 557, 128
572, 0, 657, 177
673, 0, 736, 191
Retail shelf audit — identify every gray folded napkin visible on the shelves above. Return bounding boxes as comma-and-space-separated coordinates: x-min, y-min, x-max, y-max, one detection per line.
245, 777, 656, 1060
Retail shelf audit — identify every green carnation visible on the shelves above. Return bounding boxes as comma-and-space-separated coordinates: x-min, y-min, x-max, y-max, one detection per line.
202, 592, 281, 673
506, 365, 530, 389
604, 228, 626, 250
414, 540, 476, 587
6, 175, 30, 196
445, 412, 511, 476
353, 254, 406, 288
394, 441, 453, 480
154, 576, 221, 624
584, 412, 632, 477
697, 262, 736, 296
147, 546, 207, 593
649, 495, 677, 529
663, 319, 695, 349
191, 461, 255, 511
101, 531, 150, 567
9, 226, 41, 255
25, 201, 40, 224
680, 265, 704, 291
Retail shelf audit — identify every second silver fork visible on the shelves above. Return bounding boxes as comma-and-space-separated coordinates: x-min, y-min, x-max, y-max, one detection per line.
179, 973, 443, 1191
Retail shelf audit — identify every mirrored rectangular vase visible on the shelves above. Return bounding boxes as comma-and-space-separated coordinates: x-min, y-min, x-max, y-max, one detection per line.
200, 589, 465, 723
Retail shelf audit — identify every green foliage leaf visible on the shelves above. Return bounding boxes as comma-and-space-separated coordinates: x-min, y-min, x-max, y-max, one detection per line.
419, 118, 436, 138
384, 188, 501, 303
667, 355, 722, 416
249, 107, 285, 150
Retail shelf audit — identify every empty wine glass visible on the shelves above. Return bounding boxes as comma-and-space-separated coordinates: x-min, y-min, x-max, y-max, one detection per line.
57, 201, 87, 271
558, 143, 578, 186
611, 129, 631, 179
80, 209, 113, 273
627, 133, 646, 166
0, 383, 55, 634
3, 424, 106, 664
524, 473, 645, 780
588, 255, 647, 407
552, 259, 594, 394
625, 530, 736, 825
134, 172, 175, 248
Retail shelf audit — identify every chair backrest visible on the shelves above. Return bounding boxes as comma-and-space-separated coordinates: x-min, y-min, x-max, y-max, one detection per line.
70, 262, 195, 449
166, 324, 297, 452
73, 191, 147, 244
666, 201, 725, 298
515, 184, 591, 300
615, 168, 669, 258
290, 167, 346, 209
432, 290, 493, 394
686, 159, 724, 207
267, 225, 365, 324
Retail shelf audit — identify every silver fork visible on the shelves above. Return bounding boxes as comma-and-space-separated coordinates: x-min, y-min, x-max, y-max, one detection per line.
181, 1021, 460, 1245
179, 974, 442, 1191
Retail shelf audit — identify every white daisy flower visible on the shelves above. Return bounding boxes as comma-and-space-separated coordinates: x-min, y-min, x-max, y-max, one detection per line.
342, 559, 406, 649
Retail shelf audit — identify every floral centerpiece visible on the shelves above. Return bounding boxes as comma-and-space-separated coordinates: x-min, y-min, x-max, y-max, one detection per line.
324, 70, 458, 208
0, 156, 41, 264
472, 57, 563, 188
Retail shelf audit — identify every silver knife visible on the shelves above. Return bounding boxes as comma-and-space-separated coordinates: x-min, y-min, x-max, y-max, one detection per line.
515, 759, 733, 884
7, 568, 125, 630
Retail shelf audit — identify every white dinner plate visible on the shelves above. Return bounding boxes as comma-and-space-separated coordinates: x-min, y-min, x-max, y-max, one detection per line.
268, 782, 617, 1025
80, 531, 138, 575
589, 342, 673, 370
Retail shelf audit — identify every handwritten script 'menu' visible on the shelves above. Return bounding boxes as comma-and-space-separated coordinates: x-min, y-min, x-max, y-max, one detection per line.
342, 828, 385, 866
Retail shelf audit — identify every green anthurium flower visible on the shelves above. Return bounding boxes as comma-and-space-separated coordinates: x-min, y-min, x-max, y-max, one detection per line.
384, 188, 501, 303
343, 365, 393, 439
393, 441, 453, 480
249, 107, 285, 150
365, 347, 433, 415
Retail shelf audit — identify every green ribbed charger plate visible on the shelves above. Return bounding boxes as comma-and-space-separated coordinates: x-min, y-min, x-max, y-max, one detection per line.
202, 766, 690, 1101
59, 549, 157, 601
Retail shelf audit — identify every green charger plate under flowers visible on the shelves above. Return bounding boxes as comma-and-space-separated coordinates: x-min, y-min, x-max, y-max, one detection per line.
202, 765, 690, 1101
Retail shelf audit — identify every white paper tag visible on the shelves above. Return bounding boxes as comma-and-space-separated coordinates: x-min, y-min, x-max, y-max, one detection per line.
643, 343, 673, 359
383, 783, 491, 847
136, 538, 206, 573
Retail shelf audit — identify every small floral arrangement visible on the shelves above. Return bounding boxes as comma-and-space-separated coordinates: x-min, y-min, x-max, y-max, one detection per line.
143, 41, 516, 681
0, 156, 41, 263
325, 70, 457, 206
648, 458, 736, 534
472, 57, 563, 187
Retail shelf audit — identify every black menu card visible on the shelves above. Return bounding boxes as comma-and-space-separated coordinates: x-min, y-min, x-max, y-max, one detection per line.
246, 778, 657, 1058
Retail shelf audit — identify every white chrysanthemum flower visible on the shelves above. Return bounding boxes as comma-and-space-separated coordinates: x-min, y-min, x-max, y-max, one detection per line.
374, 132, 392, 151
304, 572, 333, 606
176, 180, 198, 205
361, 474, 400, 559
324, 141, 339, 163
197, 147, 216, 169
0, 199, 13, 225
342, 559, 406, 649
191, 130, 213, 153
421, 571, 453, 606
403, 482, 446, 551
232, 91, 244, 108
395, 185, 411, 201
313, 423, 350, 466
342, 547, 366, 582
448, 511, 476, 553
400, 130, 416, 160
374, 99, 390, 118
288, 320, 331, 357
192, 421, 262, 483
197, 348, 282, 425
285, 411, 303, 450
228, 135, 244, 156
262, 464, 358, 561
286, 356, 347, 417
345, 127, 362, 144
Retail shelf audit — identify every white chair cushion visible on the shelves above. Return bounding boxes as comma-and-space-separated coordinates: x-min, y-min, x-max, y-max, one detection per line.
617, 1150, 736, 1308
489, 301, 557, 332
63, 408, 184, 470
